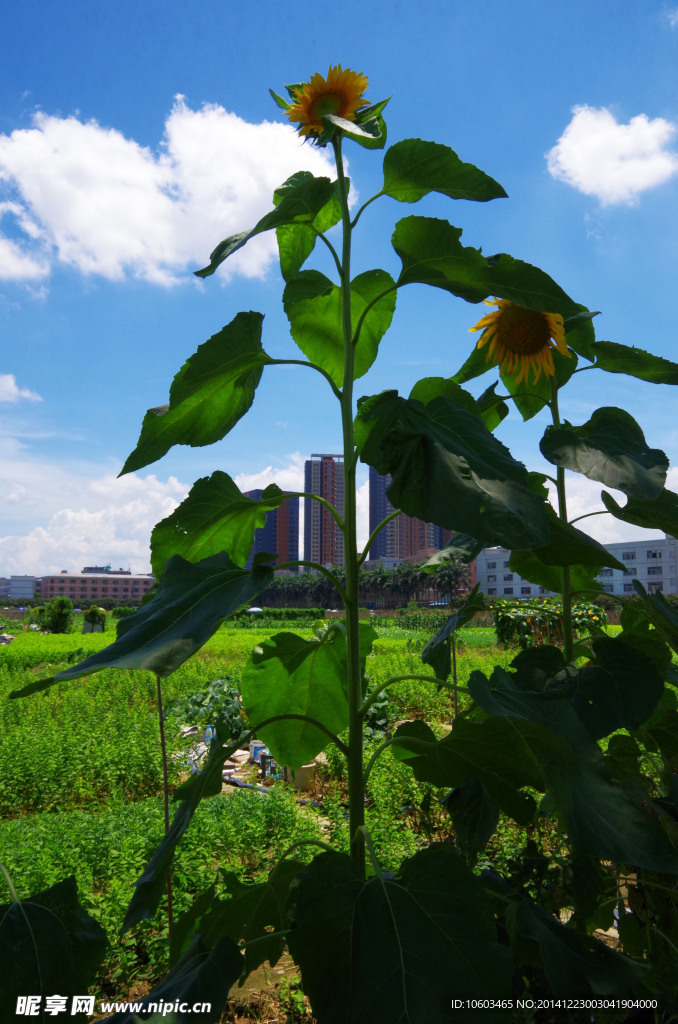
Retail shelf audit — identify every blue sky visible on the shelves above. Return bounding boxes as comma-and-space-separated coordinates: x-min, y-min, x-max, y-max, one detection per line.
1, 0, 678, 575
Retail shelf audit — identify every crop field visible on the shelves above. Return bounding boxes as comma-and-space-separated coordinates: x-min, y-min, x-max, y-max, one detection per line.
0, 620, 519, 1015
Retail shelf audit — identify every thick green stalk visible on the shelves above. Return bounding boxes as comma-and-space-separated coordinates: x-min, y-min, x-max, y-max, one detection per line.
333, 135, 365, 877
549, 378, 574, 663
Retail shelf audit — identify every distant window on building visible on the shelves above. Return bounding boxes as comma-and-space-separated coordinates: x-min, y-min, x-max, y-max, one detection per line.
625, 567, 637, 576
504, 587, 514, 595
486, 561, 496, 569
503, 561, 510, 568
599, 569, 613, 577
521, 587, 531, 595
504, 573, 513, 581
601, 584, 614, 593
487, 588, 496, 595
487, 574, 496, 582
539, 587, 546, 594
622, 552, 636, 561
623, 584, 634, 593
649, 583, 664, 592
647, 550, 662, 559
647, 566, 663, 576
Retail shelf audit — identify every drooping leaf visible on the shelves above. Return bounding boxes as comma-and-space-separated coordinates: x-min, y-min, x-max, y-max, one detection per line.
572, 637, 664, 739
124, 736, 235, 930
382, 139, 507, 204
391, 719, 539, 824
240, 630, 351, 768
283, 268, 396, 386
475, 380, 509, 431
508, 505, 623, 595
274, 172, 343, 282
563, 308, 598, 361
197, 859, 305, 976
287, 846, 512, 1024
151, 472, 287, 577
101, 935, 242, 1023
505, 895, 646, 997
0, 876, 108, 1020
443, 779, 499, 861
420, 585, 486, 680
195, 175, 336, 278
592, 340, 678, 385
631, 580, 678, 657
540, 407, 668, 499
601, 487, 678, 537
122, 311, 271, 474
322, 112, 385, 148
508, 549, 601, 597
10, 553, 274, 698
355, 389, 551, 551
422, 532, 485, 567
548, 747, 678, 873
392, 215, 582, 314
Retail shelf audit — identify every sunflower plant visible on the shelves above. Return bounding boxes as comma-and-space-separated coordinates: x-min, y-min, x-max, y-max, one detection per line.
10, 66, 678, 1022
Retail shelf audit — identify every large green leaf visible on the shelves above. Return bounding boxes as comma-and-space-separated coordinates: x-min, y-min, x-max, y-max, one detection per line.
592, 340, 678, 385
508, 503, 623, 595
422, 533, 485, 567
287, 846, 512, 1024
150, 472, 286, 577
420, 585, 485, 680
391, 719, 539, 823
443, 779, 499, 860
469, 666, 678, 871
197, 860, 305, 976
283, 268, 396, 386
505, 895, 646, 997
123, 739, 230, 930
355, 389, 551, 550
631, 580, 678, 657
0, 876, 107, 1020
274, 172, 343, 282
392, 216, 581, 314
240, 631, 350, 769
122, 311, 270, 474
508, 548, 601, 597
101, 935, 242, 1023
549, 748, 678, 872
382, 139, 507, 203
195, 174, 336, 278
572, 637, 664, 739
10, 552, 274, 697
540, 408, 668, 499
601, 487, 678, 537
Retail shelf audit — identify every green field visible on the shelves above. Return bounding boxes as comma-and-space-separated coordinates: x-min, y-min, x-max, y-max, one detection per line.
0, 621, 516, 1004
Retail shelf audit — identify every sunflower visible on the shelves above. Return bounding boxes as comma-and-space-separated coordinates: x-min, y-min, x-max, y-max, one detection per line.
469, 298, 570, 386
287, 65, 369, 140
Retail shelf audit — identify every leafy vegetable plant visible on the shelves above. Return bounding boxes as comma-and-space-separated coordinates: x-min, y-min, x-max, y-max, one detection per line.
8, 64, 678, 1022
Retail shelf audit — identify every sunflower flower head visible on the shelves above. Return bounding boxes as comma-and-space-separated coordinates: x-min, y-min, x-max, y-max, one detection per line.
286, 65, 369, 142
469, 298, 570, 386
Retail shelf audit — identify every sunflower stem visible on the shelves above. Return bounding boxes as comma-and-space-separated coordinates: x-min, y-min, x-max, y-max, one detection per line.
549, 378, 574, 664
333, 134, 366, 879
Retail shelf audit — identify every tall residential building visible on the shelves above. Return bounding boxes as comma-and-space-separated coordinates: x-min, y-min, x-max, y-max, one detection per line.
304, 455, 345, 568
368, 467, 451, 560
243, 490, 299, 570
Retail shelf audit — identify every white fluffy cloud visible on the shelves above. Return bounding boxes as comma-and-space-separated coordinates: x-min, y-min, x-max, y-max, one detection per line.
0, 374, 42, 402
546, 105, 678, 205
0, 467, 188, 574
0, 98, 335, 285
545, 472, 668, 544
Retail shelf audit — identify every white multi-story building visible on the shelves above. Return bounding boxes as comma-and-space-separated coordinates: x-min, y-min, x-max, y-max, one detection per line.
474, 534, 678, 599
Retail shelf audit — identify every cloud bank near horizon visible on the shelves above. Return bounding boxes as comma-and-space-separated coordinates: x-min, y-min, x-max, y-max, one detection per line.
0, 97, 335, 286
